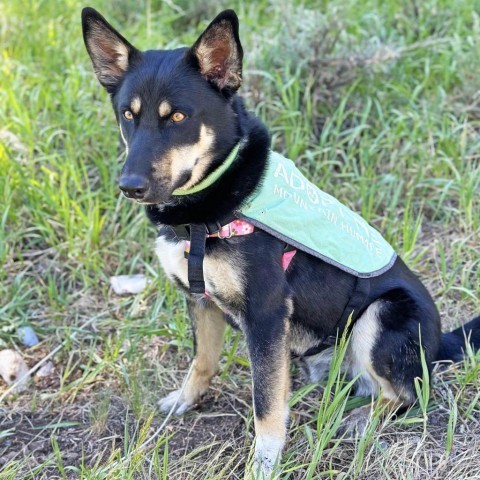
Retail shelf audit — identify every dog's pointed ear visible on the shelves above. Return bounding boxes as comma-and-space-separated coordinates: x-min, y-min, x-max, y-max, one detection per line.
82, 7, 139, 93
187, 10, 243, 94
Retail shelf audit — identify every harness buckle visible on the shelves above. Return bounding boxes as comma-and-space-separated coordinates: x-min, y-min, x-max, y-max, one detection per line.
217, 223, 233, 239
171, 224, 190, 241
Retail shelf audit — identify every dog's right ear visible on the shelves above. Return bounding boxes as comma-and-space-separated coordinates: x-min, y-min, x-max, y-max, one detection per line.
81, 7, 139, 93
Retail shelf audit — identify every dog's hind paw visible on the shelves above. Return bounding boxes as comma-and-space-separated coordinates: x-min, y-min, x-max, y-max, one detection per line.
158, 389, 195, 415
336, 406, 371, 439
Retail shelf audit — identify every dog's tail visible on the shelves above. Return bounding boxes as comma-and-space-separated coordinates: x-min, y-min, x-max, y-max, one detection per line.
436, 316, 480, 362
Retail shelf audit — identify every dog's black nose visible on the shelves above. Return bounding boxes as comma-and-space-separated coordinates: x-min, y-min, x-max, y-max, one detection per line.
119, 175, 149, 200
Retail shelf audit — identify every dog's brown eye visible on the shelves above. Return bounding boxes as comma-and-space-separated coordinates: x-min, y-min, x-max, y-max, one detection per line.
123, 110, 134, 121
171, 112, 186, 123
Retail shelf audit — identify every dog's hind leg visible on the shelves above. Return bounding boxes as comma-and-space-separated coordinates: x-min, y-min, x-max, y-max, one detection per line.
158, 299, 226, 415
340, 293, 440, 437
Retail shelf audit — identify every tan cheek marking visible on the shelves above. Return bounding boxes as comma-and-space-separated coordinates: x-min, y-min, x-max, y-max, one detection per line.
130, 96, 141, 115
158, 100, 172, 117
156, 124, 215, 187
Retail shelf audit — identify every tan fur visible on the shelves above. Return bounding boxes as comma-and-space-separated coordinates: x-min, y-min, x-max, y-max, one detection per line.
254, 321, 290, 437
158, 100, 172, 117
289, 322, 320, 356
285, 297, 294, 317
183, 303, 227, 403
154, 236, 187, 284
253, 322, 290, 468
349, 301, 384, 398
204, 250, 245, 311
130, 96, 141, 115
154, 124, 215, 189
339, 395, 406, 439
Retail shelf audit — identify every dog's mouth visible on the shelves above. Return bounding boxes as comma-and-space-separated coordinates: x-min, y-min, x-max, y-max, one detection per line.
120, 190, 172, 206
133, 197, 175, 206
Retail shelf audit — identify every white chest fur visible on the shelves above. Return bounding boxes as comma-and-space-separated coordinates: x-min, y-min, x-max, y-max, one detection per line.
155, 235, 189, 285
154, 235, 245, 315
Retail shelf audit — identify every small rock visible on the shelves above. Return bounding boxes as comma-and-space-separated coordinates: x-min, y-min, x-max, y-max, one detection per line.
110, 274, 148, 295
27, 439, 48, 453
17, 326, 39, 347
36, 361, 54, 378
0, 349, 30, 392
0, 450, 18, 466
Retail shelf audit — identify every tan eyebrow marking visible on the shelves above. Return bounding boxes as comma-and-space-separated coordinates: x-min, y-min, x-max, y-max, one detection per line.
159, 100, 172, 117
130, 96, 141, 114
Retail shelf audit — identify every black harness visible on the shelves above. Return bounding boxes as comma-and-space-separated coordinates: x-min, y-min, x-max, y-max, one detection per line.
166, 215, 237, 294
163, 218, 372, 358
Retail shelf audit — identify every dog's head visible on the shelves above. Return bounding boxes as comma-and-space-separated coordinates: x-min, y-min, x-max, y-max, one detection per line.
82, 8, 243, 204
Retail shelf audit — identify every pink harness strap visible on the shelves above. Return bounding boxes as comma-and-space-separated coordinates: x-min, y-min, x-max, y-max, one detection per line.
282, 250, 296, 270
184, 219, 297, 270
210, 219, 255, 238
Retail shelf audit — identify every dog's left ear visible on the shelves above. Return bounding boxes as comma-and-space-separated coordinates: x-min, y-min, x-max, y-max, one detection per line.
187, 10, 243, 94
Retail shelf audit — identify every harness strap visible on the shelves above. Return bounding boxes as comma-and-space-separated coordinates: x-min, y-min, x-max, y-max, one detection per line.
169, 214, 238, 241
300, 277, 371, 358
187, 224, 207, 294
336, 277, 371, 333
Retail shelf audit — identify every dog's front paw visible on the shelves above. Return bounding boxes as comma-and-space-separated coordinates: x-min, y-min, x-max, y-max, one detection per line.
252, 435, 283, 479
158, 389, 195, 415
252, 461, 280, 480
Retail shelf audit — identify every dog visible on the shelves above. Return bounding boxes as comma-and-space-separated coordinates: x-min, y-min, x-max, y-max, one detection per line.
82, 7, 480, 475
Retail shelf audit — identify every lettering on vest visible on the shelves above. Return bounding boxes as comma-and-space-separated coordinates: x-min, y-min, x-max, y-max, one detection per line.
240, 151, 396, 277
273, 156, 384, 257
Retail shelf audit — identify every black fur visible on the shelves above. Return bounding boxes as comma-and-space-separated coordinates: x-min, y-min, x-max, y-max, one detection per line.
82, 7, 480, 469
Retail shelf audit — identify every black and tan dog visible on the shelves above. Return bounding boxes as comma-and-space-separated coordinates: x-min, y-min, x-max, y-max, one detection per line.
82, 7, 480, 474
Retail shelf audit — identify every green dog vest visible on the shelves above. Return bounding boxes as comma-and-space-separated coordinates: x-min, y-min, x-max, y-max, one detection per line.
238, 151, 396, 277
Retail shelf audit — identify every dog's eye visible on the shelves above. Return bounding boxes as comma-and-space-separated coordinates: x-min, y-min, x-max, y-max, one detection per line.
123, 110, 134, 121
171, 112, 186, 123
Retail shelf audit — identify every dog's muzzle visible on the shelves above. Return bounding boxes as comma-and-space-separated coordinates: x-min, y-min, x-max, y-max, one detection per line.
119, 174, 149, 201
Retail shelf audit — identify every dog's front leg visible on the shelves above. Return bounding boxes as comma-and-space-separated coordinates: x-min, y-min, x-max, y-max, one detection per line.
245, 298, 292, 476
158, 299, 226, 415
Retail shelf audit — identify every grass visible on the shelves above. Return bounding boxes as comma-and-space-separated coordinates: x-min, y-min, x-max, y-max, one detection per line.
0, 0, 479, 478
